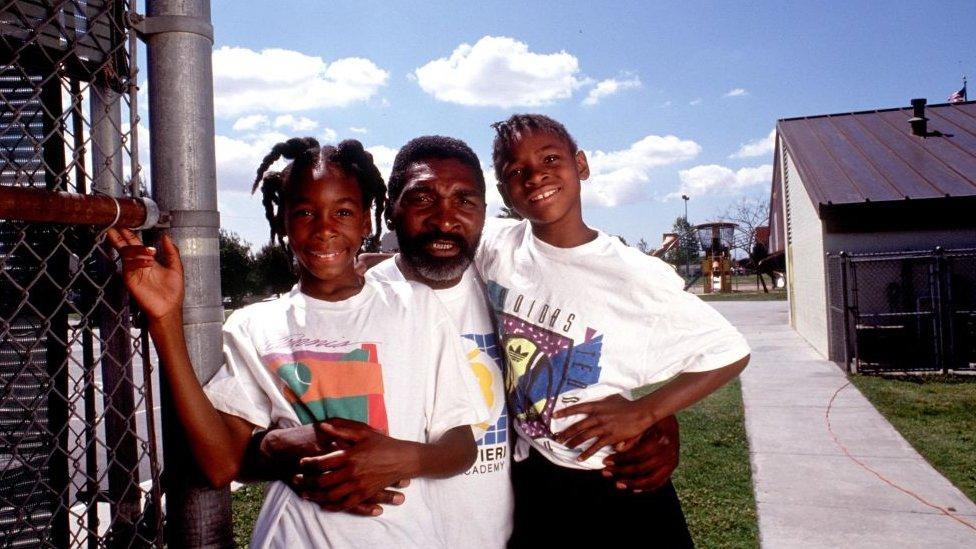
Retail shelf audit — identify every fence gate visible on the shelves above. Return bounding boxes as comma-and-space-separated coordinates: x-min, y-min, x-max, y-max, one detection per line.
828, 248, 976, 374
0, 1, 164, 546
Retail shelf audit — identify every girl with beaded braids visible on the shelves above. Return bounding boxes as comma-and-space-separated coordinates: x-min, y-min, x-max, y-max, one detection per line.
104, 137, 487, 547
253, 137, 387, 253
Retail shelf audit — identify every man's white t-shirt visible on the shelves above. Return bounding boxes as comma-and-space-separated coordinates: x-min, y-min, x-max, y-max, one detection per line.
367, 258, 514, 549
203, 281, 488, 548
476, 218, 751, 470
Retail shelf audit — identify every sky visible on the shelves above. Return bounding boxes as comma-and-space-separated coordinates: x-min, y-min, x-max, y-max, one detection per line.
193, 0, 976, 250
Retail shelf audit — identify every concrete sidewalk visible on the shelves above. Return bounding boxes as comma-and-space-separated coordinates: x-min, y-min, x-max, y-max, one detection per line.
710, 301, 976, 548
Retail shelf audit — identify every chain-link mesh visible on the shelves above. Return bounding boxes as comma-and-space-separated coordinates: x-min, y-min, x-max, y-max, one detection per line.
1, 1, 162, 547
945, 250, 976, 371
825, 254, 850, 368
842, 248, 976, 374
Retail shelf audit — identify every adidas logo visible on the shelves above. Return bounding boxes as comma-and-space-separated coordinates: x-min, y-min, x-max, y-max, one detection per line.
506, 344, 528, 362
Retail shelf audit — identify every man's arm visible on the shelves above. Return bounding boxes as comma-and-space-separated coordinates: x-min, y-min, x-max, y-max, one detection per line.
604, 415, 680, 492
291, 419, 476, 513
239, 423, 410, 516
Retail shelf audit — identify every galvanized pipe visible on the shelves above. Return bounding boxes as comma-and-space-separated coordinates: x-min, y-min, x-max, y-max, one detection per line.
144, 0, 231, 547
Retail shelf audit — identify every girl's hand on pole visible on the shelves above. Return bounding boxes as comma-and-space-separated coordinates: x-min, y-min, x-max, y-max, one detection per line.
105, 227, 185, 322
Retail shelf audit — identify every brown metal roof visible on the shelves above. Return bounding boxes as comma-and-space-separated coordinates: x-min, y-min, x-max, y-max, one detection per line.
776, 100, 976, 211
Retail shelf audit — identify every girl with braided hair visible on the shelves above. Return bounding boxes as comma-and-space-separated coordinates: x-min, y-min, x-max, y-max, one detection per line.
105, 137, 487, 547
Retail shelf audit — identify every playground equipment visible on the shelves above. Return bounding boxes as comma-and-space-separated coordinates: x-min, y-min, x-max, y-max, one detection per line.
651, 232, 679, 258
695, 222, 737, 293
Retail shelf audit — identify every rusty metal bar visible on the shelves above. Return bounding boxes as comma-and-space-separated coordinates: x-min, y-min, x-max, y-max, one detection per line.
0, 185, 159, 228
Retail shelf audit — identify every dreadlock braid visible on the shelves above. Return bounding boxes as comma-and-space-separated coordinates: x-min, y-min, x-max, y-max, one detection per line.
324, 140, 387, 252
251, 136, 387, 253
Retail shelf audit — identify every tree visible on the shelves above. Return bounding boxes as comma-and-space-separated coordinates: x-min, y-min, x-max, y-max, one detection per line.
635, 238, 651, 254
219, 230, 253, 308
718, 196, 771, 260
251, 243, 298, 297
664, 216, 700, 272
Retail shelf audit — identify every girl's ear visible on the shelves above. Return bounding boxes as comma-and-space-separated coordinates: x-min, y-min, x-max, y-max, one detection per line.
575, 150, 590, 181
361, 215, 372, 239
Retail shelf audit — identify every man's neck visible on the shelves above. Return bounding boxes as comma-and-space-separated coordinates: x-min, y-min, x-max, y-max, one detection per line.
394, 254, 463, 290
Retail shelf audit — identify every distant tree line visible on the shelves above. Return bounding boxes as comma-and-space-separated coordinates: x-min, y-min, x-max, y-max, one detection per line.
219, 229, 297, 308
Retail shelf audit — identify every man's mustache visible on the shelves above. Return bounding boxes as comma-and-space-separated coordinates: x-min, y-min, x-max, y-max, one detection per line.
413, 231, 470, 251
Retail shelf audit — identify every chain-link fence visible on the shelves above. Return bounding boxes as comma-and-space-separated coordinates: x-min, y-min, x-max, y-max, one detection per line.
826, 248, 976, 374
1, 1, 163, 546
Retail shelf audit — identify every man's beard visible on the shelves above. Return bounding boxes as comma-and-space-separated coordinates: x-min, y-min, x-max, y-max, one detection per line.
397, 228, 479, 283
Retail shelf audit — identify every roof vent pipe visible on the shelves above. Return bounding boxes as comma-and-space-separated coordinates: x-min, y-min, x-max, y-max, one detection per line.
909, 98, 928, 136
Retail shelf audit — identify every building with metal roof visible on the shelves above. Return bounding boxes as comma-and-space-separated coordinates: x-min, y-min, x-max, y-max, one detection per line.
769, 99, 976, 362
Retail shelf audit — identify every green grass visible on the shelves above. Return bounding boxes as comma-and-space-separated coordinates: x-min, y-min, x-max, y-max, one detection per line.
698, 289, 787, 301
850, 374, 976, 503
672, 378, 759, 548
232, 381, 760, 547
232, 482, 266, 546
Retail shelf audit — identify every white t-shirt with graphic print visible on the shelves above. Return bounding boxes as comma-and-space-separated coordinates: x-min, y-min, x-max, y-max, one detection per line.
367, 258, 514, 549
203, 280, 488, 549
476, 218, 751, 470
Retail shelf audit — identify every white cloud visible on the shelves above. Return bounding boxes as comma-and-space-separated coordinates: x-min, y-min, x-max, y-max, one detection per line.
689, 98, 702, 106
582, 74, 641, 106
349, 126, 368, 134
215, 131, 290, 192
320, 128, 339, 143
673, 163, 773, 199
730, 129, 775, 159
582, 135, 702, 207
212, 46, 388, 117
232, 114, 269, 132
414, 36, 585, 108
367, 145, 398, 182
723, 88, 748, 98
273, 114, 318, 132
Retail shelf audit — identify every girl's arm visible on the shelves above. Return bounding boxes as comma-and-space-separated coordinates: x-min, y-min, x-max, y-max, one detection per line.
552, 355, 750, 461
291, 419, 476, 513
107, 228, 255, 487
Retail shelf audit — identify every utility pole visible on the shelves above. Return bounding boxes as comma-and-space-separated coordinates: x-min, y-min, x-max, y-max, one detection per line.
142, 0, 232, 546
682, 194, 691, 277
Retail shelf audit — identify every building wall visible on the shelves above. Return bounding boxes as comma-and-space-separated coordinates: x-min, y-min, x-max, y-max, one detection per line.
824, 228, 976, 255
783, 147, 829, 357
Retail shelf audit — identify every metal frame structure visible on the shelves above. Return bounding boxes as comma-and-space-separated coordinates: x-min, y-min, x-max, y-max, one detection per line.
826, 248, 976, 374
1, 0, 229, 546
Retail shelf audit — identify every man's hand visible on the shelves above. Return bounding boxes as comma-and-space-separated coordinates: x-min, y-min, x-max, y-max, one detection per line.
247, 423, 407, 516
603, 415, 680, 493
293, 418, 416, 514
552, 394, 657, 461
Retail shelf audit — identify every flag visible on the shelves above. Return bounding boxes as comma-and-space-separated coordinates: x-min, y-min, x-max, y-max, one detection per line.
948, 82, 967, 103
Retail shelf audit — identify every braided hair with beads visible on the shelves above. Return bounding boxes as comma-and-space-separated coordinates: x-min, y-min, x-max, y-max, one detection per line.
251, 137, 387, 252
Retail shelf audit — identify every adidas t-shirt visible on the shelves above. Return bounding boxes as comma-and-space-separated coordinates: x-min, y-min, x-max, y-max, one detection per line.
476, 218, 751, 470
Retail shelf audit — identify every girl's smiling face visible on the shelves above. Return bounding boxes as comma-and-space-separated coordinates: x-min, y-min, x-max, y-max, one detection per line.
284, 166, 370, 300
497, 131, 590, 231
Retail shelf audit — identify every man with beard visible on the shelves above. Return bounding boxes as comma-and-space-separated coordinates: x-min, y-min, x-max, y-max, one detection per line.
247, 136, 682, 548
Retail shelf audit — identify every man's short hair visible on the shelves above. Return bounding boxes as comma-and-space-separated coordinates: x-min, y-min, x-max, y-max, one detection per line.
387, 135, 485, 210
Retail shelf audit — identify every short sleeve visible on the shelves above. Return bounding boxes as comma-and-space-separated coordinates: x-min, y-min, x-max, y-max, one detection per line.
203, 317, 275, 429
424, 305, 490, 442
639, 276, 751, 384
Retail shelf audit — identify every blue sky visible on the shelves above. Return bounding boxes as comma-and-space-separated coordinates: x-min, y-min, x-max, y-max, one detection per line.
204, 0, 975, 249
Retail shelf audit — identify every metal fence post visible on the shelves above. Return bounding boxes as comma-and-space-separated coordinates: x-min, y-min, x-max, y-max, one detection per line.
840, 251, 852, 373
143, 0, 231, 546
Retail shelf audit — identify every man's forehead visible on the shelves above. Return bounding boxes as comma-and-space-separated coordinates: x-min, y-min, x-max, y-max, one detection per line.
403, 158, 483, 191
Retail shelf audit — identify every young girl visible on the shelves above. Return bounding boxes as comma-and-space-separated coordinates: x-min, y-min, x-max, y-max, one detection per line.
108, 138, 486, 548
